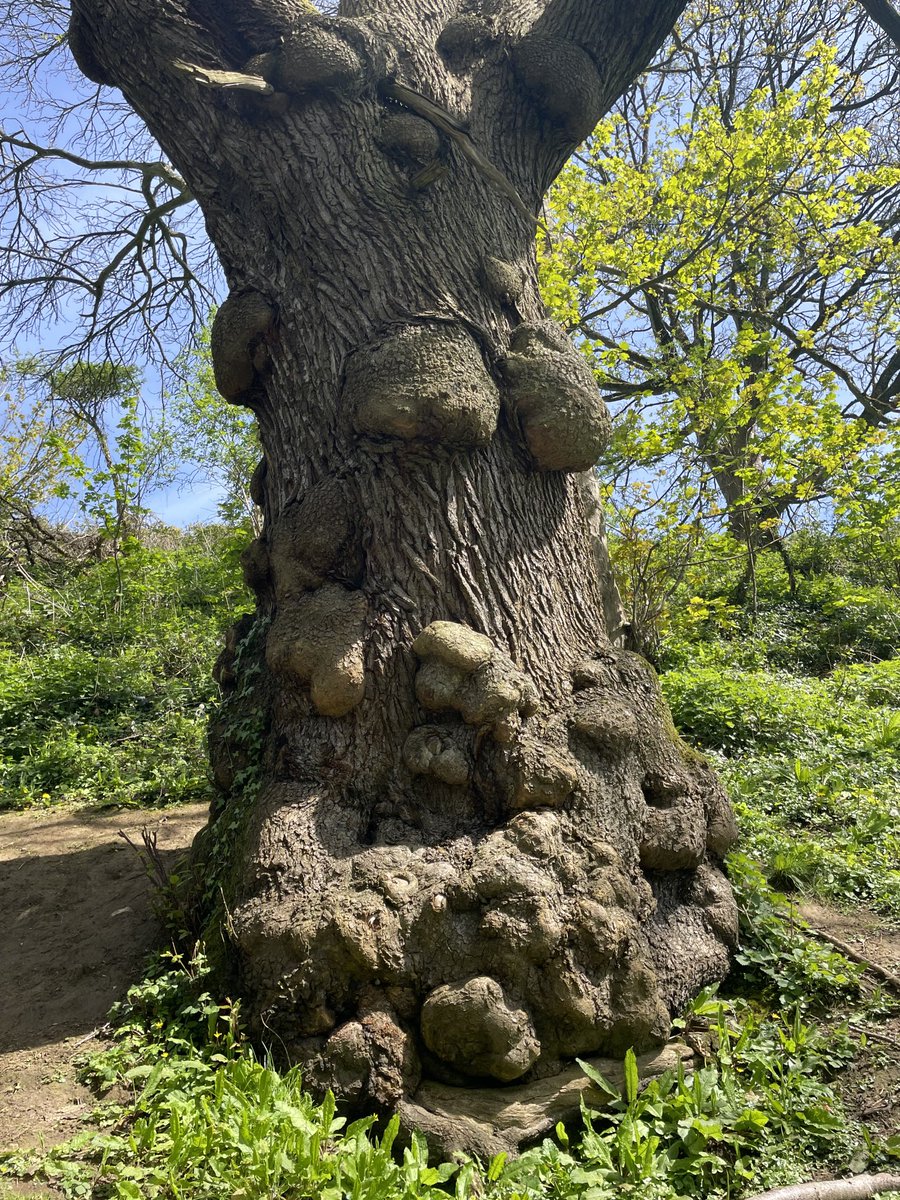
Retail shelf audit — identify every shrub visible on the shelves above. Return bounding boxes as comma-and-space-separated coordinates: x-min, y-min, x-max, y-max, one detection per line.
0, 530, 248, 809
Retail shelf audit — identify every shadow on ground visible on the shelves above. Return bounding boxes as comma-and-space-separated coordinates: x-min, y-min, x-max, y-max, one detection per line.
0, 804, 208, 1151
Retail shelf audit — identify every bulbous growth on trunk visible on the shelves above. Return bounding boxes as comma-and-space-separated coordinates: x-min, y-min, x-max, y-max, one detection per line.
70, 0, 730, 1155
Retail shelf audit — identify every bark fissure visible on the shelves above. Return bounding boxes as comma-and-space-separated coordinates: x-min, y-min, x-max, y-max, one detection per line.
69, 0, 736, 1153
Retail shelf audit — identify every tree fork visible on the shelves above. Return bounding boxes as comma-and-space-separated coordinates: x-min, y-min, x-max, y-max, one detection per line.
68, 0, 737, 1151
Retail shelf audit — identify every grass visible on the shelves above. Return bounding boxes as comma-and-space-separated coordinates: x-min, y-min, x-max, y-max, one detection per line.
660, 647, 900, 923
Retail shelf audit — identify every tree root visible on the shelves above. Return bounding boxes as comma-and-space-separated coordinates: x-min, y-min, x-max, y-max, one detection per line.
744, 1174, 900, 1200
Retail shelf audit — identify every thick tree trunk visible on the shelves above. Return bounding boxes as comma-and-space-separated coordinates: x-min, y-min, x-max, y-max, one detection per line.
69, 0, 737, 1149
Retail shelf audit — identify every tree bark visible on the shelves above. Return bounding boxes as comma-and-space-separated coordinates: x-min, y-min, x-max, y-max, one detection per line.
68, 0, 738, 1149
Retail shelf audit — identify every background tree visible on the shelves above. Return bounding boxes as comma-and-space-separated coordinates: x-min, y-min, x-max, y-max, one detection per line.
539, 0, 900, 646
168, 321, 263, 533
47, 360, 176, 545
56, 0, 745, 1153
0, 357, 175, 574
0, 361, 84, 572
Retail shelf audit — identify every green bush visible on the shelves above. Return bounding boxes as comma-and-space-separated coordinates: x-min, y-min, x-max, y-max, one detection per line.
832, 658, 900, 707
0, 529, 248, 809
726, 855, 863, 1007
660, 668, 859, 752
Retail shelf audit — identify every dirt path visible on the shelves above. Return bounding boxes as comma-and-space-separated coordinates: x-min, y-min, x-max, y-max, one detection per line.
799, 900, 900, 1140
0, 804, 208, 1156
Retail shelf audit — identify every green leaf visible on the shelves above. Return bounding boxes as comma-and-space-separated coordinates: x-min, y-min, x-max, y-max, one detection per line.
624, 1048, 640, 1105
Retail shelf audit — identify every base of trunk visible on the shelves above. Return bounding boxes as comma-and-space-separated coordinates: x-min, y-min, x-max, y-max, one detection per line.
399, 1041, 697, 1159
199, 637, 737, 1154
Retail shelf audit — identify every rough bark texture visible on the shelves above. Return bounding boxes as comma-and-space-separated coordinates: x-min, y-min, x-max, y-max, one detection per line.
68, 0, 737, 1152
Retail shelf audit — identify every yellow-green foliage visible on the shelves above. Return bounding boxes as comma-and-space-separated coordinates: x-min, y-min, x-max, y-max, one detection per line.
540, 48, 900, 556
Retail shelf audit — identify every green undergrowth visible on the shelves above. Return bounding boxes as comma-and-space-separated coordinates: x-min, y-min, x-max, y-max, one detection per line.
660, 662, 900, 917
659, 543, 900, 922
0, 527, 248, 810
3, 883, 898, 1200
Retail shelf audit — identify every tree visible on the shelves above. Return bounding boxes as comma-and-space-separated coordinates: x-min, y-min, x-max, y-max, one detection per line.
168, 321, 263, 533
58, 0, 742, 1153
47, 360, 177, 545
539, 0, 900, 627
0, 362, 83, 572
0, 358, 174, 578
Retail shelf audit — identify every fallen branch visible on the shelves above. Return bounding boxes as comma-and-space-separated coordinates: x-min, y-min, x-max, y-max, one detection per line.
804, 925, 900, 993
745, 1174, 900, 1200
848, 1022, 900, 1051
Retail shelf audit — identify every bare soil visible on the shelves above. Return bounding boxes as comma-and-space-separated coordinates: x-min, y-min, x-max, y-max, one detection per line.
0, 803, 208, 1161
799, 900, 900, 1141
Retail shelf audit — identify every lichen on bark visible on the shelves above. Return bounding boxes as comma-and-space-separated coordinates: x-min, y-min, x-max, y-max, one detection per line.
68, 0, 733, 1156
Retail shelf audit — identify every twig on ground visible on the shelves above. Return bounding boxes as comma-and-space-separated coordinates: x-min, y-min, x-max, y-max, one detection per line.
804, 925, 900, 993
848, 1022, 900, 1050
71, 1024, 111, 1047
745, 1173, 900, 1200
118, 827, 170, 891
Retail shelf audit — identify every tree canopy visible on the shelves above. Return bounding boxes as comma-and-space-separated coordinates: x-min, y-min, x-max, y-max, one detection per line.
538, 0, 900, 639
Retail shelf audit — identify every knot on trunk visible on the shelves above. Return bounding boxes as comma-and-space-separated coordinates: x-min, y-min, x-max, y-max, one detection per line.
68, 10, 111, 86
376, 112, 443, 166
240, 537, 273, 601
244, 13, 396, 101
211, 290, 275, 402
571, 696, 640, 754
268, 479, 361, 596
492, 735, 580, 812
436, 13, 497, 72
306, 997, 421, 1109
249, 457, 267, 508
501, 321, 611, 472
570, 651, 739, 874
345, 324, 500, 448
481, 256, 526, 307
266, 585, 367, 716
403, 725, 472, 787
421, 976, 540, 1083
511, 34, 604, 143
412, 621, 538, 742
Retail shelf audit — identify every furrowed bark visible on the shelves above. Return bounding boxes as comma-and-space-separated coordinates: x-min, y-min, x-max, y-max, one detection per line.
68, 0, 736, 1153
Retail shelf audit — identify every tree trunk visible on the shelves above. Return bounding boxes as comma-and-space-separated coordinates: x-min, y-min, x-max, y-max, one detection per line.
69, 0, 737, 1148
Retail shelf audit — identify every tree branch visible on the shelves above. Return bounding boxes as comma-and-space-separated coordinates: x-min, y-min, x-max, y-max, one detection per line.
855, 0, 900, 51
744, 1174, 900, 1200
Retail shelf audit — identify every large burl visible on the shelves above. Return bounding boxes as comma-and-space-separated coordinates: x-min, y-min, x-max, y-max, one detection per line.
68, 0, 739, 1157
217, 611, 737, 1148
